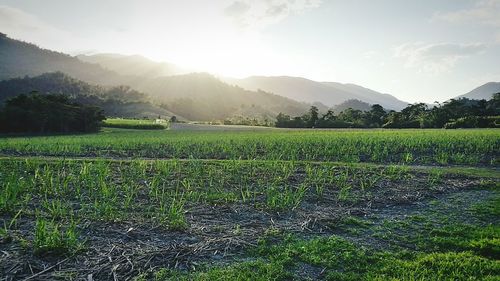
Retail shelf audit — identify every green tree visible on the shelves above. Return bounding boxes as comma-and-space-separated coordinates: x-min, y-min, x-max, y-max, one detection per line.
0, 93, 105, 133
275, 112, 291, 127
367, 104, 386, 127
308, 106, 319, 127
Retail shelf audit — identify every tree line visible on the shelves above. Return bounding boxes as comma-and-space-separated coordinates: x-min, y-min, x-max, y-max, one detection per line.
0, 93, 105, 133
276, 94, 500, 129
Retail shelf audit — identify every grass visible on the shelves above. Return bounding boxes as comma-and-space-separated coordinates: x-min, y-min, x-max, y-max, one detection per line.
33, 218, 83, 256
470, 192, 500, 220
102, 118, 168, 130
150, 236, 500, 281
0, 158, 497, 223
146, 183, 500, 281
0, 128, 499, 279
0, 128, 498, 166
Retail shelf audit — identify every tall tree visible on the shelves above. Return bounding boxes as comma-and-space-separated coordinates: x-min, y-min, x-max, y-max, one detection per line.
308, 106, 319, 127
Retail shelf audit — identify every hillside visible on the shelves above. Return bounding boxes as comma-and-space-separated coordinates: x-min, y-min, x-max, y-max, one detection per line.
0, 33, 130, 86
78, 54, 313, 120
454, 82, 500, 100
225, 76, 409, 110
332, 99, 372, 112
77, 53, 190, 78
0, 72, 173, 118
136, 73, 310, 121
322, 82, 409, 110
0, 34, 314, 121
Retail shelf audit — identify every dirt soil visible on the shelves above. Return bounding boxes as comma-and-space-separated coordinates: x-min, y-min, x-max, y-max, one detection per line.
0, 173, 491, 280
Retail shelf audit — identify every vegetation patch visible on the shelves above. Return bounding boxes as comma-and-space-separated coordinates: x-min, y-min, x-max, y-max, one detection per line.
102, 118, 168, 130
33, 219, 83, 256
0, 129, 499, 280
1, 128, 498, 166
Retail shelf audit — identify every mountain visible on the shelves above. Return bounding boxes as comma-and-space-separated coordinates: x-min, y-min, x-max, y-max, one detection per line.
136, 73, 310, 121
332, 99, 372, 112
77, 53, 190, 78
0, 34, 311, 121
322, 82, 409, 110
75, 53, 320, 119
455, 82, 500, 100
0, 32, 133, 86
224, 76, 409, 110
0, 72, 174, 118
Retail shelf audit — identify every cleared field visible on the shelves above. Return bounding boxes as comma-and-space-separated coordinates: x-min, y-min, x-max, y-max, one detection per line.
0, 128, 499, 280
1, 128, 498, 166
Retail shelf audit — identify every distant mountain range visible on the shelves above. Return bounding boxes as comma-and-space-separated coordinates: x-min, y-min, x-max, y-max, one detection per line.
1, 32, 498, 121
135, 73, 309, 121
454, 82, 500, 100
0, 33, 309, 120
224, 76, 410, 110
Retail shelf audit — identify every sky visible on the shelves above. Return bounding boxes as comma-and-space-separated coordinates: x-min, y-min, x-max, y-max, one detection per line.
0, 0, 499, 103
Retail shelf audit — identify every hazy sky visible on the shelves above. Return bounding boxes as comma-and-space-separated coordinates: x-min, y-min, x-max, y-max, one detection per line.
1, 0, 499, 102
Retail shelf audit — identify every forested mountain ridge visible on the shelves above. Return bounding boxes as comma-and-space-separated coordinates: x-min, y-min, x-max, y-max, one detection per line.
2, 33, 496, 122
0, 34, 311, 120
137, 73, 311, 121
0, 33, 130, 86
332, 99, 372, 113
78, 53, 409, 111
0, 72, 173, 118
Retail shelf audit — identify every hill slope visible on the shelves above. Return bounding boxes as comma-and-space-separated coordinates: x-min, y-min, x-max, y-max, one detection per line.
0, 33, 131, 86
0, 72, 173, 118
455, 82, 500, 100
137, 73, 310, 121
0, 34, 313, 120
332, 99, 372, 112
225, 76, 409, 110
322, 82, 408, 110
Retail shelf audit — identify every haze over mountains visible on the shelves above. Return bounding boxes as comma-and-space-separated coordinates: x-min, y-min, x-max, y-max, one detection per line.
81, 52, 411, 110
225, 76, 410, 110
1, 32, 499, 121
0, 33, 126, 86
77, 54, 191, 78
0, 33, 309, 120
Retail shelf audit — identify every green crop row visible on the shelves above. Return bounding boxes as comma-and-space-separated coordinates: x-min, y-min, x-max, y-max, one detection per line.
101, 118, 168, 130
1, 128, 498, 165
0, 158, 458, 225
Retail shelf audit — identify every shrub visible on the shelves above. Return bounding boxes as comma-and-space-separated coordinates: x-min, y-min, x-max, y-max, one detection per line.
444, 116, 499, 129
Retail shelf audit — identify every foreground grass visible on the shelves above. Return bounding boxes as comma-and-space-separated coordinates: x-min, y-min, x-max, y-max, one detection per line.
1, 127, 499, 280
1, 156, 498, 280
146, 187, 500, 281
146, 232, 500, 280
1, 128, 499, 165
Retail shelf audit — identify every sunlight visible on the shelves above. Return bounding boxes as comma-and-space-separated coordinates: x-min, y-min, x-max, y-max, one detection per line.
138, 29, 279, 78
